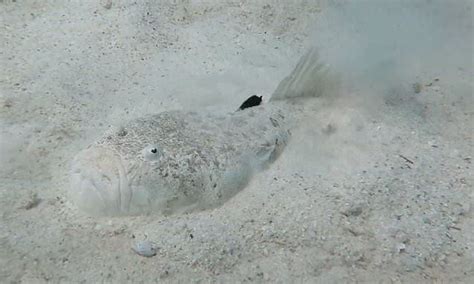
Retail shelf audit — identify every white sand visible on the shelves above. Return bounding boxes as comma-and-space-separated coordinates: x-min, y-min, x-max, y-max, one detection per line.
1, 0, 472, 282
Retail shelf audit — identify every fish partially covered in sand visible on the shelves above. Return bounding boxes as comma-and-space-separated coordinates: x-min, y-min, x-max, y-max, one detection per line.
70, 49, 332, 216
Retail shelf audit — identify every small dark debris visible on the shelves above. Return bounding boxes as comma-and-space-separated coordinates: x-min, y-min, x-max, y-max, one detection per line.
269, 117, 279, 127
342, 205, 363, 217
346, 227, 362, 236
117, 127, 127, 137
413, 82, 422, 94
3, 99, 13, 108
399, 154, 414, 164
322, 123, 336, 135
103, 0, 112, 9
22, 193, 41, 210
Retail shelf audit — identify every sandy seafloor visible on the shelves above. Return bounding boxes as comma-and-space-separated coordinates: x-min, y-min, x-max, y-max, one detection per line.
0, 0, 473, 282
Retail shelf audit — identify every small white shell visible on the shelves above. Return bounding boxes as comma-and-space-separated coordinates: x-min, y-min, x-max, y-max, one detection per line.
132, 240, 157, 257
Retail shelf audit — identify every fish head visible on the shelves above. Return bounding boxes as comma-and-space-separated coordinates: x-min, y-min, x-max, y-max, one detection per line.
70, 145, 130, 216
69, 141, 165, 216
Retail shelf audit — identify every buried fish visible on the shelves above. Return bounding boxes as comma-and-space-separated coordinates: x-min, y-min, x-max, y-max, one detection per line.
70, 49, 333, 216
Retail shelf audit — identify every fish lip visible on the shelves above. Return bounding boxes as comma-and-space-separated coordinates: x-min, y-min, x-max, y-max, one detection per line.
70, 146, 131, 216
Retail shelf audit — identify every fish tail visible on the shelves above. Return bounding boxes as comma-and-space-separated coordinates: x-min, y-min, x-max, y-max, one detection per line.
270, 48, 338, 101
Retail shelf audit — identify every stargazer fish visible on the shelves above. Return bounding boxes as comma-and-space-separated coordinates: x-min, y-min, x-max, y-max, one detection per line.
69, 49, 332, 216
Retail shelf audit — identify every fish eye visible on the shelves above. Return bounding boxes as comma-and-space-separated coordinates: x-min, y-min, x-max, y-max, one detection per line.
142, 145, 161, 161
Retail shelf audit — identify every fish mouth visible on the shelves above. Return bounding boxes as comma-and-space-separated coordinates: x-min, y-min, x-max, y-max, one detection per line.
70, 146, 131, 216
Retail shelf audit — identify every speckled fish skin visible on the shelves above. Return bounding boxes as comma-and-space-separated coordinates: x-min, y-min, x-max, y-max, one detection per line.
70, 104, 290, 216
70, 48, 327, 216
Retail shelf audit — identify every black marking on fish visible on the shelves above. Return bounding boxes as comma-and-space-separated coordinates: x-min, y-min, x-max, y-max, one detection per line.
238, 95, 263, 111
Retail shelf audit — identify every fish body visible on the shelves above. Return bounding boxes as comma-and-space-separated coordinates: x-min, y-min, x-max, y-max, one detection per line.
70, 48, 330, 216
71, 105, 289, 216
